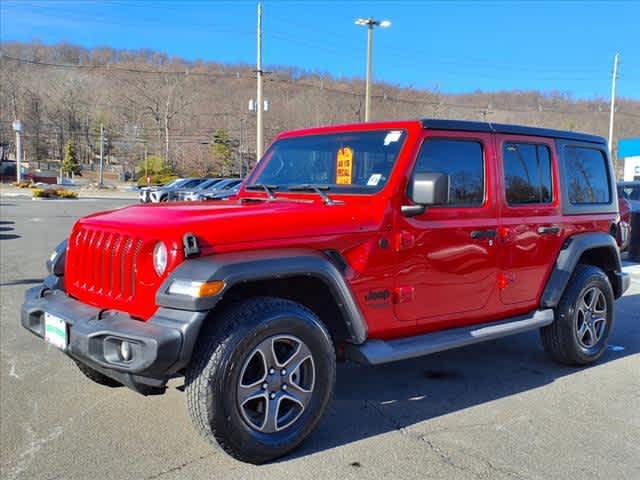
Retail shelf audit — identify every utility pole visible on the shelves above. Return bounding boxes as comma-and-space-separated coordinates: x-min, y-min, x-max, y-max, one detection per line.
256, 1, 264, 161
99, 123, 104, 187
355, 17, 390, 122
12, 120, 23, 182
144, 144, 148, 182
608, 52, 620, 163
240, 117, 245, 177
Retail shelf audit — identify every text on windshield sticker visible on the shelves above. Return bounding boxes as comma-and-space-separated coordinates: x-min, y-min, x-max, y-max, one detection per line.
336, 147, 353, 185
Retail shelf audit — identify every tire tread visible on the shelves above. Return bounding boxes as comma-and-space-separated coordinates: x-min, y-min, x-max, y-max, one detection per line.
186, 296, 334, 463
541, 264, 613, 366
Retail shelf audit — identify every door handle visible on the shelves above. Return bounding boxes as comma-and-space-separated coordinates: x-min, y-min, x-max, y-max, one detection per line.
537, 226, 560, 235
470, 230, 497, 239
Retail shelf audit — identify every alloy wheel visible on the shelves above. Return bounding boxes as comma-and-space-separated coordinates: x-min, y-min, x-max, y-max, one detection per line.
237, 335, 315, 433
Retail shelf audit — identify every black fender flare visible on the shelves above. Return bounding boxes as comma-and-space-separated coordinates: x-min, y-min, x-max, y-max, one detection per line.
540, 232, 625, 308
156, 249, 368, 344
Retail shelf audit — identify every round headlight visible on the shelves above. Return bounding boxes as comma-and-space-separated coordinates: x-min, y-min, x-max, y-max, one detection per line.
153, 242, 168, 276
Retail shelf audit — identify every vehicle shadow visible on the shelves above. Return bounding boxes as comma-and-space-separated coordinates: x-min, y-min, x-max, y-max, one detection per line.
289, 293, 640, 460
0, 220, 19, 239
0, 233, 21, 240
0, 278, 43, 286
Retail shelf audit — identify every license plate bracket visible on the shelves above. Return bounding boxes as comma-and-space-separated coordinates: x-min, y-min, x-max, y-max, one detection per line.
44, 312, 68, 350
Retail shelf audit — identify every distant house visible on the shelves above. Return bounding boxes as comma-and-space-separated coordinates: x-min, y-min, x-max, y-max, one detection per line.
619, 138, 640, 181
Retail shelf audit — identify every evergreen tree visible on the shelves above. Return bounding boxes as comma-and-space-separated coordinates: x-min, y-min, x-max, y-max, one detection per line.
62, 140, 81, 177
209, 128, 233, 175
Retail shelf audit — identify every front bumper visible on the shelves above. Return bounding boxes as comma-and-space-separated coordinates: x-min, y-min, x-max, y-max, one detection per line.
618, 221, 631, 251
139, 189, 152, 203
617, 271, 631, 297
21, 283, 207, 393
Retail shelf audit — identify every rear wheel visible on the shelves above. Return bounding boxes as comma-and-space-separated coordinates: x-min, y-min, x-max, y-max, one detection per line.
541, 264, 614, 365
186, 297, 335, 464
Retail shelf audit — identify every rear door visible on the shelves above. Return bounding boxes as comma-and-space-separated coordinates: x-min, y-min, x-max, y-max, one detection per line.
495, 134, 564, 306
394, 130, 501, 329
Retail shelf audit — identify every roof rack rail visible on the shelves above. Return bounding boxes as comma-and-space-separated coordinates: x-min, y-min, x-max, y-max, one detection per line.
420, 119, 606, 144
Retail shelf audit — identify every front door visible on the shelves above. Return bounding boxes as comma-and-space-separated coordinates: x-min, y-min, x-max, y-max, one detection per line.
394, 130, 501, 330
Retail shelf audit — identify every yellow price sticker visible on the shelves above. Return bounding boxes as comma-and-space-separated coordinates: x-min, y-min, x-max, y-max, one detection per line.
336, 147, 353, 185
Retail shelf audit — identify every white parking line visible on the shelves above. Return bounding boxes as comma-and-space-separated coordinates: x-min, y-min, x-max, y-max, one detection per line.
622, 262, 640, 274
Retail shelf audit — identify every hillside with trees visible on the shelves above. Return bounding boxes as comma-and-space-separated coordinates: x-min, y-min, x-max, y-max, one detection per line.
1, 41, 639, 179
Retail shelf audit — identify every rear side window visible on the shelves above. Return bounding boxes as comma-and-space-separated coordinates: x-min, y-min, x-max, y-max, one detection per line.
564, 147, 611, 204
503, 143, 552, 205
414, 139, 484, 206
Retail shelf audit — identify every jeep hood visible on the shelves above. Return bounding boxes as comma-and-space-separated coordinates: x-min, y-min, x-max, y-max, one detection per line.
76, 199, 383, 252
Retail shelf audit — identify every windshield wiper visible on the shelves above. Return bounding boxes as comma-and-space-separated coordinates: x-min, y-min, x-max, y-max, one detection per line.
287, 184, 340, 205
245, 183, 278, 200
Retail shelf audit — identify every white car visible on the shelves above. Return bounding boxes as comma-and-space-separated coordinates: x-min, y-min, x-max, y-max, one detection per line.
139, 179, 183, 203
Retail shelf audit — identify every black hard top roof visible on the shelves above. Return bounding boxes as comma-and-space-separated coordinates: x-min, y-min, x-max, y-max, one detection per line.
421, 119, 606, 145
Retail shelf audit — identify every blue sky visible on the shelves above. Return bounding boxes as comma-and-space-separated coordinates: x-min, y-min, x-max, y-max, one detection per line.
1, 0, 639, 100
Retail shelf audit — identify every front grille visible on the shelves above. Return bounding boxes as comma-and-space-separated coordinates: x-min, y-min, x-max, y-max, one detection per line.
68, 227, 143, 302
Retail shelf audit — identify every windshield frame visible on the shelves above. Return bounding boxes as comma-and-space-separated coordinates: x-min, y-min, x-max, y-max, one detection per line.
245, 128, 408, 196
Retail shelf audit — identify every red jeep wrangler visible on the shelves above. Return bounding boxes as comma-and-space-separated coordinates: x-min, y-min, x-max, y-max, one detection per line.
22, 119, 630, 463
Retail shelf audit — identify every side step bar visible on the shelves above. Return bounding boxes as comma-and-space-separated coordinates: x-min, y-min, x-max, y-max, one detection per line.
345, 309, 555, 365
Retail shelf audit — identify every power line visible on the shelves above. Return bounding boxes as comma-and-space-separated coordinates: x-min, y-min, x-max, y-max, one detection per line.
2, 54, 639, 130
0, 53, 249, 78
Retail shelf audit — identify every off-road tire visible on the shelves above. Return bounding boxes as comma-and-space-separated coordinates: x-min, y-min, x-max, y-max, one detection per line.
185, 297, 336, 464
73, 359, 122, 387
541, 264, 614, 366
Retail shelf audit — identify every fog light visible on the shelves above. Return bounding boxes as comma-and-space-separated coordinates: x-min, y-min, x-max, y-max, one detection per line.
120, 341, 132, 361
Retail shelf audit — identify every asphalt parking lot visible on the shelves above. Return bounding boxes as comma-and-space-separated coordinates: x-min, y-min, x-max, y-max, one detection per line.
1, 197, 639, 480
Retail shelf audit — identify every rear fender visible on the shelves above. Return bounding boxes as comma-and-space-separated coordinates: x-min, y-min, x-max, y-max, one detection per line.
541, 232, 625, 307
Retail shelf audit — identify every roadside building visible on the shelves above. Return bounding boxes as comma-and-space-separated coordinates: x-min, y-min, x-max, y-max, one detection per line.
619, 137, 640, 181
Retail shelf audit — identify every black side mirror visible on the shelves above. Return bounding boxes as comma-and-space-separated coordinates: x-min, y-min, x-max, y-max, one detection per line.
402, 172, 449, 217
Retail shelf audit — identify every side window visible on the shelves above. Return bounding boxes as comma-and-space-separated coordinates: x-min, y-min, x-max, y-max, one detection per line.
564, 147, 611, 204
503, 143, 552, 205
414, 139, 484, 206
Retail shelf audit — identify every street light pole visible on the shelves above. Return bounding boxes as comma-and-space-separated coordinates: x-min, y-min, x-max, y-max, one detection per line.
355, 17, 390, 122
365, 24, 373, 122
12, 120, 23, 183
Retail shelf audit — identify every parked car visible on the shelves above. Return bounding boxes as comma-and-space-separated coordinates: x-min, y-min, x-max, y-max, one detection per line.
149, 177, 208, 203
22, 119, 629, 464
191, 178, 242, 201
617, 181, 640, 253
139, 178, 183, 203
617, 181, 640, 213
173, 178, 223, 201
202, 183, 241, 201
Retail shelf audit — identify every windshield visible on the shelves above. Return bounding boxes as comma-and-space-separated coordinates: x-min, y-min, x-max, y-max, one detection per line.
221, 180, 241, 190
619, 184, 640, 201
179, 179, 206, 189
194, 178, 221, 190
163, 178, 182, 188
250, 129, 407, 193
205, 179, 235, 191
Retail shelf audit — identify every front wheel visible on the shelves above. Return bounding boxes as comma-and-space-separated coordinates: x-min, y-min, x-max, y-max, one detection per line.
185, 297, 335, 464
540, 264, 614, 366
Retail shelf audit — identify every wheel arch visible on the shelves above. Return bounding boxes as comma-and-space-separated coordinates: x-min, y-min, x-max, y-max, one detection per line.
156, 249, 368, 352
541, 232, 625, 308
